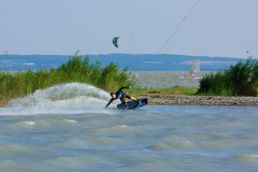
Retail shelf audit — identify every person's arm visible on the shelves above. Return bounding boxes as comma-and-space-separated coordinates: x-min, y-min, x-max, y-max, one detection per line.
118, 87, 129, 92
125, 95, 137, 100
105, 98, 114, 108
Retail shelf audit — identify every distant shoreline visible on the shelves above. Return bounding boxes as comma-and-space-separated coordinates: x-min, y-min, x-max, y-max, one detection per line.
149, 95, 258, 106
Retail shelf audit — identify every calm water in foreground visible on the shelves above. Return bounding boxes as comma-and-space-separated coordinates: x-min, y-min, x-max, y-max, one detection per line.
0, 83, 258, 172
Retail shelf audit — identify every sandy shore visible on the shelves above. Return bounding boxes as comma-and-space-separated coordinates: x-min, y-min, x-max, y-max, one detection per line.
149, 95, 258, 106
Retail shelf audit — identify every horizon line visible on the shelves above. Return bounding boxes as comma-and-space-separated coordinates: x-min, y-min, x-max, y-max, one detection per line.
0, 53, 253, 59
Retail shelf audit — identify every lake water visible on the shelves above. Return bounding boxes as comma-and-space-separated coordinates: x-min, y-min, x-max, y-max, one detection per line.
132, 71, 201, 88
0, 83, 257, 171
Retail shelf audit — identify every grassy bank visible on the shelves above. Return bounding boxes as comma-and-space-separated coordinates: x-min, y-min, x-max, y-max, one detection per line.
197, 58, 258, 96
0, 55, 135, 106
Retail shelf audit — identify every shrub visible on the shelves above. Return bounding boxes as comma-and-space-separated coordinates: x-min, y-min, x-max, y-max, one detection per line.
0, 55, 135, 106
198, 58, 258, 96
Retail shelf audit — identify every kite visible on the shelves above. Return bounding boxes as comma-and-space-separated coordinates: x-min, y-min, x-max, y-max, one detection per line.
112, 37, 120, 48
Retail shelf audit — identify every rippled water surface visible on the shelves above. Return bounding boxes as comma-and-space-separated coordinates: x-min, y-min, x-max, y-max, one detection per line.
1, 106, 258, 172
0, 83, 258, 171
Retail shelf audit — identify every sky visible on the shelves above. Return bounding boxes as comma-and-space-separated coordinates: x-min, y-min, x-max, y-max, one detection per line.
0, 0, 257, 58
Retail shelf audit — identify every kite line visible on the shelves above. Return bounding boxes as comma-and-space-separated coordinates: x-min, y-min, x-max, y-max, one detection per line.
157, 0, 202, 54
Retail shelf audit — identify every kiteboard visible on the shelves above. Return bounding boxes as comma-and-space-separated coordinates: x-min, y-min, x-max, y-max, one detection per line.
117, 98, 148, 110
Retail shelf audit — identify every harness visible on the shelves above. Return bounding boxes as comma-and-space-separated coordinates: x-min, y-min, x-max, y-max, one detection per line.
116, 90, 125, 102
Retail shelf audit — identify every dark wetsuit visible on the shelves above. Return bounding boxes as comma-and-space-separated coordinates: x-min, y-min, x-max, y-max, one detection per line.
105, 87, 131, 108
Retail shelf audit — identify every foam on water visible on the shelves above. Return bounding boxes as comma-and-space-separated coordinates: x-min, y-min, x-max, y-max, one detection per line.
234, 154, 258, 164
0, 82, 114, 116
63, 119, 78, 124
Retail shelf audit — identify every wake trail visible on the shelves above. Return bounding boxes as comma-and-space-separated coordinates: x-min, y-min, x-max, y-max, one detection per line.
0, 83, 117, 116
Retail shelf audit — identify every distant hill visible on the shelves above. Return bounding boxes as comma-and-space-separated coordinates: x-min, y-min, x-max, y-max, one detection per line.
0, 54, 253, 71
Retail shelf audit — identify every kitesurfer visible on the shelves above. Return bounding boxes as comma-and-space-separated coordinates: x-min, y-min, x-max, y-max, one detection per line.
105, 87, 136, 108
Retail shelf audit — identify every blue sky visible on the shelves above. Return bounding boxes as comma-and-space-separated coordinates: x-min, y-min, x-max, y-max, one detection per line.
0, 0, 257, 58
